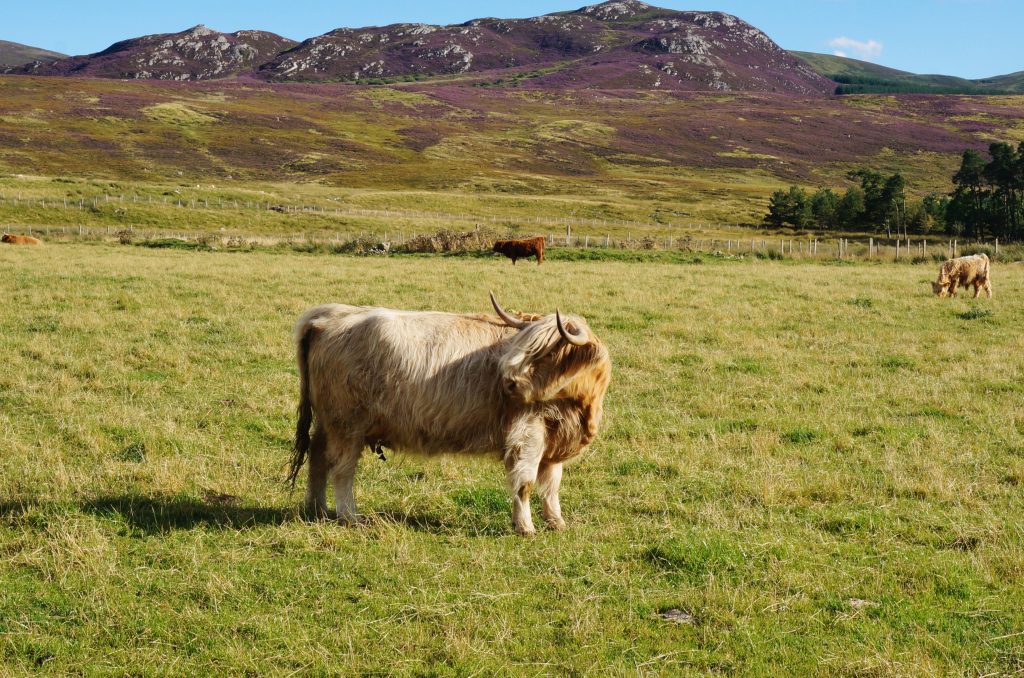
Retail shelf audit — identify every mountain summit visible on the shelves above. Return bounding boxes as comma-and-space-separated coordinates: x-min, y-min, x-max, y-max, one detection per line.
5, 2, 832, 94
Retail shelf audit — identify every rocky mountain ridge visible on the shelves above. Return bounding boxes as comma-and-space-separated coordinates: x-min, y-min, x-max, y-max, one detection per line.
5, 1, 832, 94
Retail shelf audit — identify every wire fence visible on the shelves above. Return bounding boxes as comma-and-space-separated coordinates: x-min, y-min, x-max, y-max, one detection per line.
0, 191, 1013, 260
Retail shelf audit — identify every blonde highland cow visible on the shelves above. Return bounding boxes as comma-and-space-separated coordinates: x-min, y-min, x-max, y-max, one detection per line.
289, 293, 611, 536
932, 253, 992, 298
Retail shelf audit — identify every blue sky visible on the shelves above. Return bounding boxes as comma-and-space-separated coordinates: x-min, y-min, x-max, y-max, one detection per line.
4, 1, 1020, 79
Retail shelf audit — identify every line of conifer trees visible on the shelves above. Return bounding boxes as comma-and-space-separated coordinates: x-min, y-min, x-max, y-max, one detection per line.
764, 141, 1024, 240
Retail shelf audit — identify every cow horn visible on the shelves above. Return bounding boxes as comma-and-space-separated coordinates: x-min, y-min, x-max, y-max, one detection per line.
490, 291, 528, 329
556, 310, 588, 346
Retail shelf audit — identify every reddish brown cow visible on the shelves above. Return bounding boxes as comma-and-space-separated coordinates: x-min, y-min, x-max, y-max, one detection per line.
493, 237, 545, 265
1, 233, 42, 245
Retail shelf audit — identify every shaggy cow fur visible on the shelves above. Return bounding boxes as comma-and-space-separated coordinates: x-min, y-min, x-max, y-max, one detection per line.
493, 237, 545, 265
1, 233, 41, 245
932, 253, 992, 298
290, 294, 611, 536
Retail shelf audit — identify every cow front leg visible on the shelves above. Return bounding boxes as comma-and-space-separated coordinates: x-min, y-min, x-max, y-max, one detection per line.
537, 461, 565, 530
504, 418, 545, 536
326, 436, 363, 524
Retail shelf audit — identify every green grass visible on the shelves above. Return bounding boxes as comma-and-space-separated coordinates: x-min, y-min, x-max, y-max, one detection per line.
2, 244, 1023, 675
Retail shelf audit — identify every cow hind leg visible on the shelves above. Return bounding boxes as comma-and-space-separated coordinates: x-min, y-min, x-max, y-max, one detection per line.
304, 427, 329, 519
537, 461, 565, 530
504, 419, 545, 536
325, 434, 363, 524
984, 278, 993, 298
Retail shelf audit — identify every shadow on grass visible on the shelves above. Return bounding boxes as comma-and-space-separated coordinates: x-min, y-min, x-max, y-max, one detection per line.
373, 509, 450, 533
1, 497, 515, 537
83, 495, 292, 534
373, 507, 512, 537
0, 495, 292, 535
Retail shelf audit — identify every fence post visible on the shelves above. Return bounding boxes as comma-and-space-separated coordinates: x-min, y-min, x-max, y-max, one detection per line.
954, 239, 958, 257
995, 238, 999, 255
896, 239, 900, 260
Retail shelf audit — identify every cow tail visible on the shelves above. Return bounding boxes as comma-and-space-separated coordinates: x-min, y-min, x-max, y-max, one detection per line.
288, 317, 316, 486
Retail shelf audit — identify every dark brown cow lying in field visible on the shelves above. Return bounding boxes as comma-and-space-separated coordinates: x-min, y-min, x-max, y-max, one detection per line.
289, 292, 611, 536
1, 233, 42, 245
493, 237, 545, 265
931, 253, 992, 298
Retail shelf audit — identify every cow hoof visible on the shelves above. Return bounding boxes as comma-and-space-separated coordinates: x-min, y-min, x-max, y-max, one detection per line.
303, 501, 331, 521
515, 525, 537, 537
545, 518, 566, 531
337, 513, 362, 527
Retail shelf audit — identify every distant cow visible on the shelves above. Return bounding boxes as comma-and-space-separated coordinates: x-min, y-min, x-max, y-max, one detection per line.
932, 253, 992, 298
1, 233, 41, 245
493, 237, 545, 265
289, 292, 611, 536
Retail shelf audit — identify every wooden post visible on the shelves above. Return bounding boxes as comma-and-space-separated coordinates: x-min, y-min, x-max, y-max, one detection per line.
896, 239, 900, 260
995, 238, 999, 255
566, 223, 571, 245
954, 239, 958, 257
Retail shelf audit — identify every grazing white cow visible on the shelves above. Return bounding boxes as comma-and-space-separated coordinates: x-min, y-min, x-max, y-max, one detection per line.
289, 293, 612, 536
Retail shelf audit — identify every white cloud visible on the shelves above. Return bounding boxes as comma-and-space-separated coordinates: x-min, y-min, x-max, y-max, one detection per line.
828, 37, 883, 61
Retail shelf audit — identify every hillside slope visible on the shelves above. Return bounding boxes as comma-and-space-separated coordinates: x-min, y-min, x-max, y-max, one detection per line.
0, 40, 65, 67
791, 51, 1021, 94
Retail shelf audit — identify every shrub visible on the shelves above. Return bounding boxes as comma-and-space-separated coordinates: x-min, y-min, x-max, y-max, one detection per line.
398, 226, 501, 254
958, 308, 993, 321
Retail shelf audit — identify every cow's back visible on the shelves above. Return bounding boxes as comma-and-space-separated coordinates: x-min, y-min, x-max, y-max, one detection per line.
304, 307, 510, 453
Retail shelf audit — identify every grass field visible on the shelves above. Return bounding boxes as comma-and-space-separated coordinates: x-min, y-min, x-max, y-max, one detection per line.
2, 243, 1023, 675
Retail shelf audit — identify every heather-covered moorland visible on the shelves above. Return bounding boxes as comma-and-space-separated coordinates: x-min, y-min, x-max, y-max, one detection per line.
2, 75, 1023, 234
1, 244, 1022, 675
